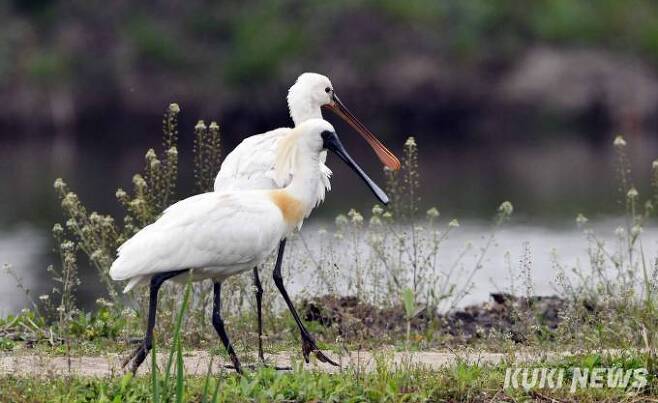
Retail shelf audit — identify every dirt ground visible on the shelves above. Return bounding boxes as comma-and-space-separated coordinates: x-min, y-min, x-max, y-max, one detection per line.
300, 293, 568, 343
0, 349, 577, 377
0, 294, 608, 378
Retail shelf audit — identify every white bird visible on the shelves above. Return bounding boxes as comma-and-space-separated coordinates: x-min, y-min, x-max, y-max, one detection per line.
110, 119, 389, 374
214, 72, 400, 196
213, 73, 399, 365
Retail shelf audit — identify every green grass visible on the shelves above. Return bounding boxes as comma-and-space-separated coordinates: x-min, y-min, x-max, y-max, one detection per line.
0, 352, 655, 402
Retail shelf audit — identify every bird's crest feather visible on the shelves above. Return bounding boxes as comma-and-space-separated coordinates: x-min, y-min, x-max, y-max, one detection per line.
273, 128, 300, 185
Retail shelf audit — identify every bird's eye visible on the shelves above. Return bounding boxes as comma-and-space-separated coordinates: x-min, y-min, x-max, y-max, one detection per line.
325, 87, 331, 93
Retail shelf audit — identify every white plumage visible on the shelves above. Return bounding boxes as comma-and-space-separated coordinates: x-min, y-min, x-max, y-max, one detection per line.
110, 119, 335, 292
110, 73, 396, 373
214, 128, 332, 207
213, 71, 398, 216
214, 73, 338, 206
111, 192, 285, 292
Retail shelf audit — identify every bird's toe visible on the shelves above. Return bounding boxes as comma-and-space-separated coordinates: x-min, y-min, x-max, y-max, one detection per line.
301, 335, 339, 366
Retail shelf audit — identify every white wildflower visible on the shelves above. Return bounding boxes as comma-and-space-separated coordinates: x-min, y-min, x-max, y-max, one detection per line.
96, 298, 114, 308
448, 219, 460, 228
132, 174, 146, 189
195, 120, 206, 131
168, 103, 180, 113
613, 135, 626, 147
405, 137, 417, 147
52, 223, 64, 236
89, 212, 102, 224
615, 226, 625, 237
129, 198, 145, 209
90, 250, 104, 261
426, 207, 439, 218
61, 192, 79, 209
348, 209, 363, 225
498, 201, 514, 216
145, 148, 156, 161
166, 147, 178, 158
53, 178, 66, 191
39, 294, 49, 301
576, 214, 588, 225
115, 188, 127, 200
631, 225, 643, 237
627, 187, 639, 199
372, 204, 384, 216
335, 214, 348, 226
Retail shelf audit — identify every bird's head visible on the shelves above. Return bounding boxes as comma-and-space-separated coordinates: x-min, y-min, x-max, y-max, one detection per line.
277, 119, 389, 205
287, 73, 334, 123
287, 72, 401, 171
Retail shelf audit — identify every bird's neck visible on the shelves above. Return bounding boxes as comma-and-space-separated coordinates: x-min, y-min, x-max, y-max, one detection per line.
283, 150, 322, 213
288, 96, 323, 126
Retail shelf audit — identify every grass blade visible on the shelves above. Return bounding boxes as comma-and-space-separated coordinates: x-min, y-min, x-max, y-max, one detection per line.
211, 374, 221, 403
175, 336, 184, 403
201, 355, 214, 403
163, 276, 192, 392
151, 338, 159, 403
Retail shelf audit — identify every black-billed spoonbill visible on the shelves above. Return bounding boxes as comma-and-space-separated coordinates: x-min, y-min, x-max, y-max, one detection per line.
214, 73, 398, 365
110, 119, 389, 374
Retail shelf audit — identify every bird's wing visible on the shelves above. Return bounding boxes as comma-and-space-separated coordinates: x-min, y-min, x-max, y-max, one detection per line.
109, 192, 284, 281
213, 128, 333, 206
214, 128, 292, 191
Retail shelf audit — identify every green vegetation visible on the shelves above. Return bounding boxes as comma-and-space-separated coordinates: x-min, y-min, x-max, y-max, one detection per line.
1, 104, 658, 400
0, 352, 656, 401
6, 1, 658, 91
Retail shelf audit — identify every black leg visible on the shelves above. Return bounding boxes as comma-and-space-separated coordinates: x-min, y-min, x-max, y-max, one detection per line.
212, 281, 242, 374
272, 239, 338, 366
122, 269, 187, 374
252, 266, 265, 362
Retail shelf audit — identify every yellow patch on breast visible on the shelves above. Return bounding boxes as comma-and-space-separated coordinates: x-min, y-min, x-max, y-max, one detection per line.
269, 190, 304, 225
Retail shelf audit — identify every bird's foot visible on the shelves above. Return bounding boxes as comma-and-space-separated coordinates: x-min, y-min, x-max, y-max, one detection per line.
121, 342, 150, 374
224, 362, 292, 371
224, 352, 291, 371
301, 334, 339, 367
221, 353, 243, 374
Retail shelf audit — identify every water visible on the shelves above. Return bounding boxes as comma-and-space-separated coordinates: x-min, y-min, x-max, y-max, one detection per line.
2, 219, 656, 315
0, 225, 48, 315
1, 131, 656, 314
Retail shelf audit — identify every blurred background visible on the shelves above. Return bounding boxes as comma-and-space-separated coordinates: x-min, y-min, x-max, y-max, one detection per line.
1, 1, 658, 311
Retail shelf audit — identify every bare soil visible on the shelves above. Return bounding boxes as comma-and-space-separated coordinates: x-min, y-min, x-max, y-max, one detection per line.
0, 294, 594, 378
301, 293, 570, 343
0, 349, 572, 378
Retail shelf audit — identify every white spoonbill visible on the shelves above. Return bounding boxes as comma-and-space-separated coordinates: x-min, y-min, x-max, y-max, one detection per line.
214, 73, 399, 365
110, 119, 389, 374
